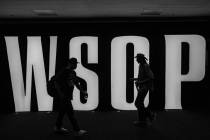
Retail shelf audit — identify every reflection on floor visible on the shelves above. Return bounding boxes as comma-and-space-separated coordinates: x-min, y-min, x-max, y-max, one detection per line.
0, 110, 210, 140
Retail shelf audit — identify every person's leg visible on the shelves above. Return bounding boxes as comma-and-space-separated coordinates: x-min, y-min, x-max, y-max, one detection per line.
55, 100, 66, 129
134, 87, 149, 122
65, 101, 80, 131
146, 89, 157, 122
54, 100, 69, 134
146, 108, 157, 122
135, 98, 146, 122
66, 101, 88, 136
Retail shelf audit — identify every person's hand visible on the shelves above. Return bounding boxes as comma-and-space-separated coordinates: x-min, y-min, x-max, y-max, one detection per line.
81, 90, 88, 99
129, 78, 134, 81
84, 92, 88, 99
130, 78, 138, 81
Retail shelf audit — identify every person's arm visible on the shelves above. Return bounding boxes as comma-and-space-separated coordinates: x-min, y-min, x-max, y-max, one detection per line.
136, 64, 154, 84
73, 77, 82, 90
129, 78, 139, 81
74, 76, 88, 99
70, 72, 84, 91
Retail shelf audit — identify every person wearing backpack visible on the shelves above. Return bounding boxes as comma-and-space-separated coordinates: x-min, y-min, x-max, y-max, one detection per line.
53, 58, 88, 136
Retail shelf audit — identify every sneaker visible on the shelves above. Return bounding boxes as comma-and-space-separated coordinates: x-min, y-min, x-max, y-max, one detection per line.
148, 112, 157, 121
133, 121, 147, 127
74, 130, 88, 136
54, 127, 70, 134
146, 118, 153, 126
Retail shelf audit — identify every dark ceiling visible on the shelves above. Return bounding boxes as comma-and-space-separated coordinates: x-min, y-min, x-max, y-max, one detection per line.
0, 0, 210, 18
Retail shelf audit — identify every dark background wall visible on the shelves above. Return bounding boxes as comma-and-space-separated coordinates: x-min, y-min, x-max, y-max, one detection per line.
0, 17, 209, 113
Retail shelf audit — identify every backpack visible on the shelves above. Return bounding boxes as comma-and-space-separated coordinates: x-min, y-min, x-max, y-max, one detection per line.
47, 76, 57, 97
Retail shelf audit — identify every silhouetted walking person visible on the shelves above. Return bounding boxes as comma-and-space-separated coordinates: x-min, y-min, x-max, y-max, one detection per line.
132, 53, 156, 126
53, 58, 88, 136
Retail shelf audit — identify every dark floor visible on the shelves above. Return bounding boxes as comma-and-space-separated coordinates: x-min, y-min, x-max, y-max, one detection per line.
0, 110, 210, 140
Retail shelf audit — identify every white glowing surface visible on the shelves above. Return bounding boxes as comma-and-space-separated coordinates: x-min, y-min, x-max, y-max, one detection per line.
5, 37, 25, 111
5, 37, 53, 112
70, 37, 99, 110
4, 35, 206, 112
111, 36, 150, 110
165, 35, 206, 109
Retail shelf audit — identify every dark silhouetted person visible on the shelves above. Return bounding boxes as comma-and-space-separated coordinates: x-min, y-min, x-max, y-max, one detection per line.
54, 58, 88, 136
132, 53, 156, 126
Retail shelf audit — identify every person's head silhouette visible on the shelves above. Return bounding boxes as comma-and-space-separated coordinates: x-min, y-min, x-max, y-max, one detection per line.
135, 53, 148, 64
67, 58, 79, 70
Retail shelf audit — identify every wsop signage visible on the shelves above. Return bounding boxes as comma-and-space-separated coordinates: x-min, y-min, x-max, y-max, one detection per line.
0, 19, 209, 112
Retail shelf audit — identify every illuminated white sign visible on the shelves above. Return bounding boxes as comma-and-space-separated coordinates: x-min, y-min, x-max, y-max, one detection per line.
70, 37, 99, 110
5, 37, 53, 111
165, 35, 206, 109
3, 35, 206, 112
111, 36, 149, 110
